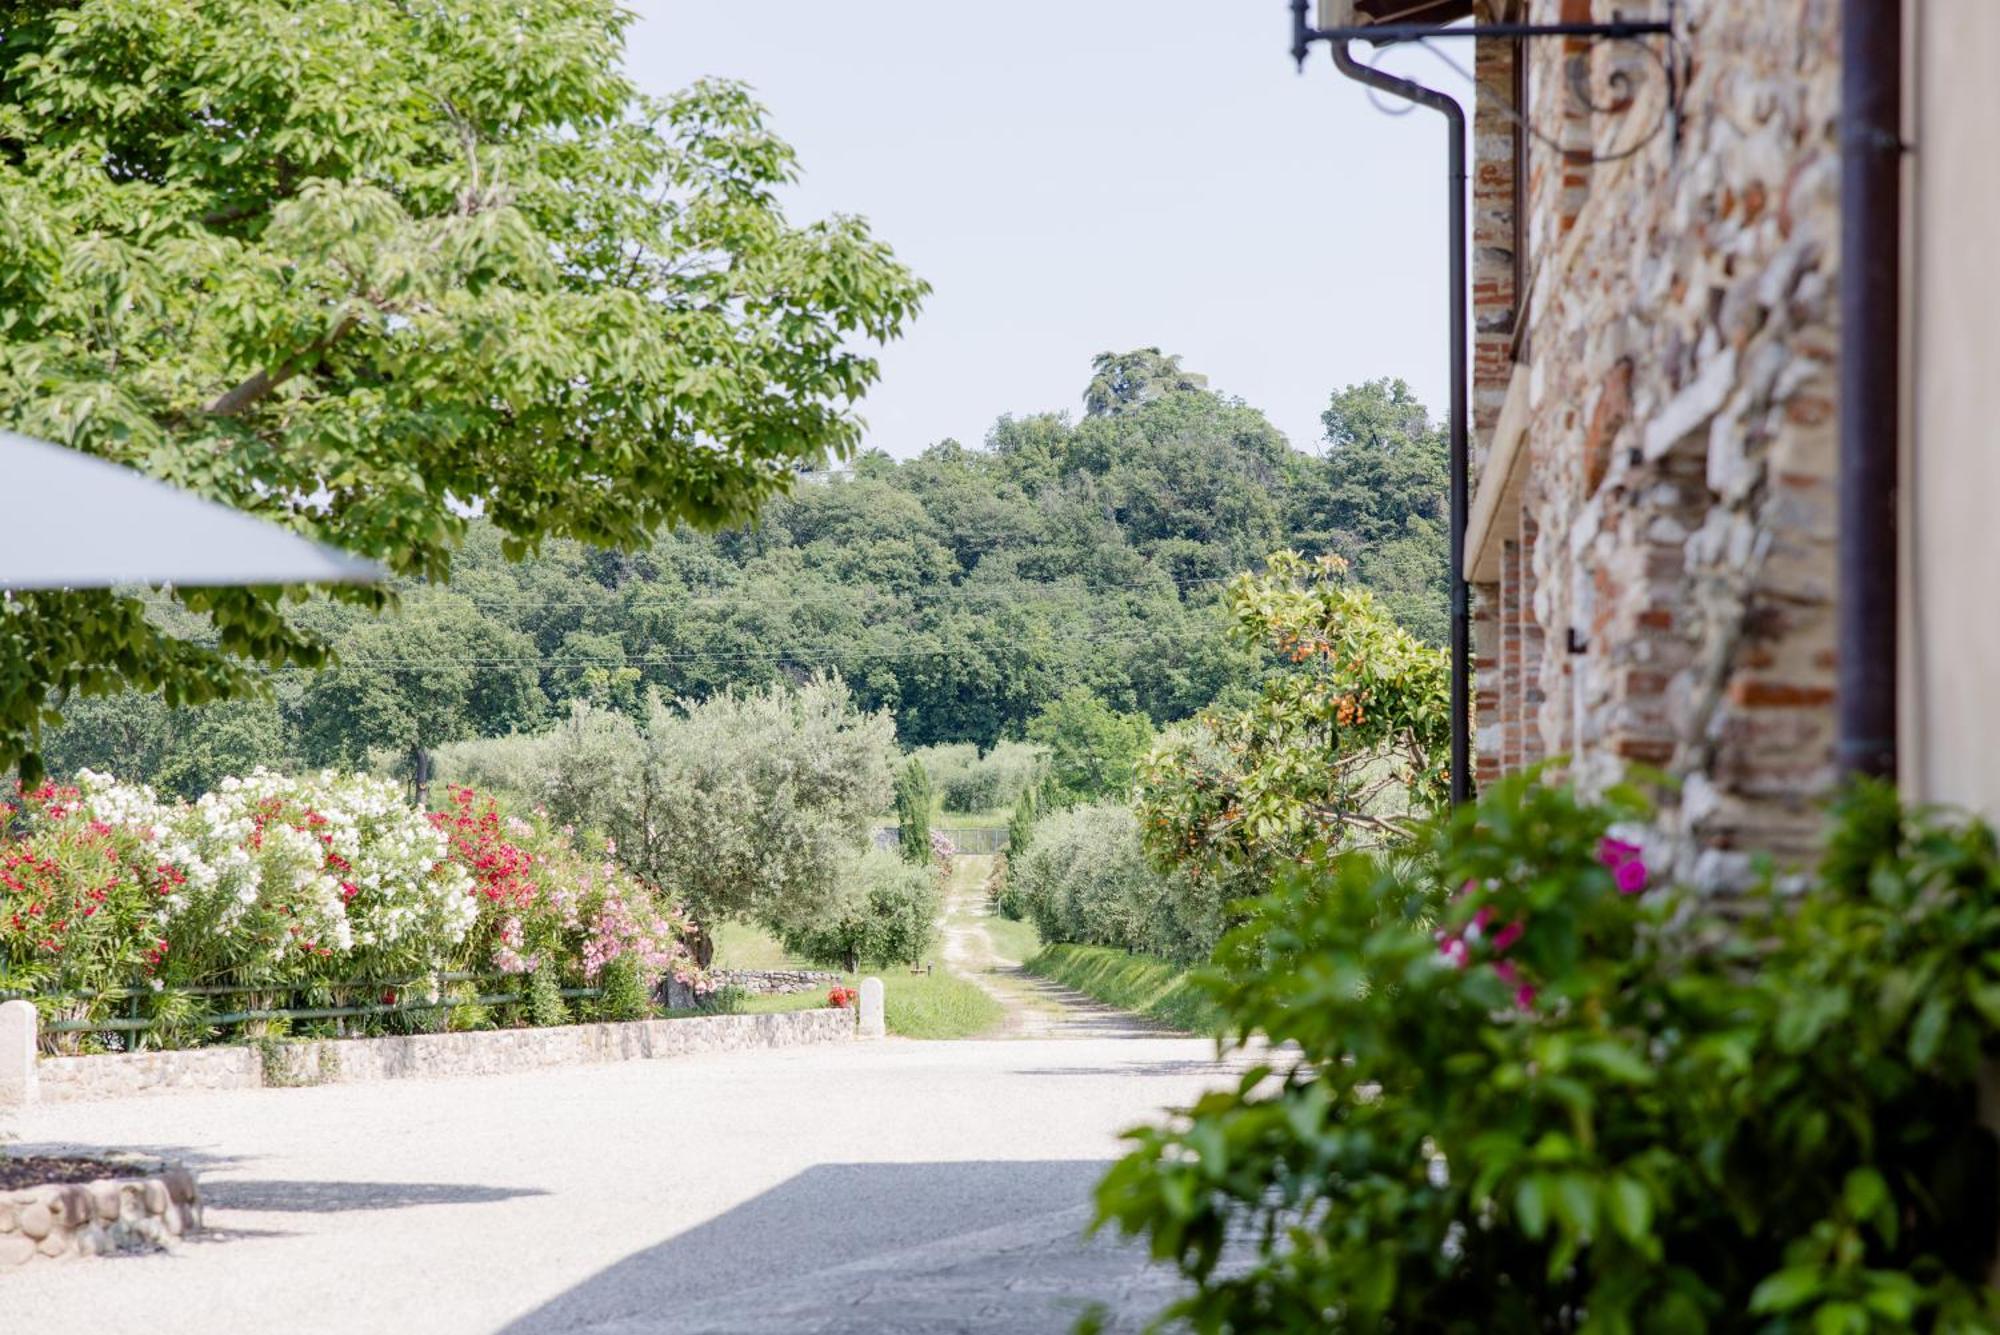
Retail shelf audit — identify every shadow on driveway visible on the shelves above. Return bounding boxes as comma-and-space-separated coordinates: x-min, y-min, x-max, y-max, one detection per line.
500, 1159, 1182, 1335
204, 1179, 550, 1213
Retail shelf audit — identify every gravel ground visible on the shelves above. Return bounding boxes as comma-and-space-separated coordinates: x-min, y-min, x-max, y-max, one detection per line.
5, 1035, 1245, 1333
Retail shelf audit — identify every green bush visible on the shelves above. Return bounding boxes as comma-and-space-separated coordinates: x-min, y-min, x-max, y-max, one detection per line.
697, 984, 749, 1016
1027, 688, 1155, 806
914, 739, 1050, 812
1094, 777, 2000, 1332
525, 967, 570, 1029
1008, 801, 1220, 962
591, 955, 654, 1022
1009, 782, 1040, 856
777, 848, 940, 972
894, 756, 934, 864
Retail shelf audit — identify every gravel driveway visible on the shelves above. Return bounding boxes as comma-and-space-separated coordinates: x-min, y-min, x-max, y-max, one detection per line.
6, 1035, 1243, 1333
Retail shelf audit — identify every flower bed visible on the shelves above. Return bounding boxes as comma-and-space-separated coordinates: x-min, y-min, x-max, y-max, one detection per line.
0, 1157, 200, 1267
0, 774, 703, 1050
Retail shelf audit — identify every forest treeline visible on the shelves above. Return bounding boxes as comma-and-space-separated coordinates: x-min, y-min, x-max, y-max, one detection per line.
40, 355, 1448, 795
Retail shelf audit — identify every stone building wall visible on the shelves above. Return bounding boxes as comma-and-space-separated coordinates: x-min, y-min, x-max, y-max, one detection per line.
1472, 0, 1842, 885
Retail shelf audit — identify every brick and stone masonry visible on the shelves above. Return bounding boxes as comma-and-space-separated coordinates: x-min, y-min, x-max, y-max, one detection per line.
1468, 0, 1841, 887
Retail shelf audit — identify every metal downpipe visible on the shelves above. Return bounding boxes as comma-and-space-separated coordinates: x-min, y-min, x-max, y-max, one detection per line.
1327, 40, 1473, 806
1835, 0, 1901, 781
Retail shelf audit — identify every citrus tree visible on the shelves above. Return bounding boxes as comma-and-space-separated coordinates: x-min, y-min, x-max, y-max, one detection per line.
0, 0, 925, 776
1136, 551, 1451, 896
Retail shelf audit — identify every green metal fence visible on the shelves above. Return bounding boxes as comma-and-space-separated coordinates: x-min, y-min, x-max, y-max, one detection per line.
0, 969, 606, 1040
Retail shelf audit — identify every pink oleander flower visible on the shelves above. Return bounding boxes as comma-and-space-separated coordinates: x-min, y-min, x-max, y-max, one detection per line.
1598, 836, 1649, 894
1436, 931, 1470, 969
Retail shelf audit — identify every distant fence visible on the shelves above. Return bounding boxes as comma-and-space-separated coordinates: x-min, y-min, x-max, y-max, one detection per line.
0, 970, 608, 1047
872, 825, 1010, 855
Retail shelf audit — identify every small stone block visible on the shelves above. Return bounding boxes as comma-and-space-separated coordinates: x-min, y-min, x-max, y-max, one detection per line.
0, 1233, 34, 1267
857, 976, 886, 1040
0, 999, 36, 1109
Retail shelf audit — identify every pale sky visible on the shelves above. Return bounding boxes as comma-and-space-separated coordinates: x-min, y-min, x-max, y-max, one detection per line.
624, 1, 1463, 458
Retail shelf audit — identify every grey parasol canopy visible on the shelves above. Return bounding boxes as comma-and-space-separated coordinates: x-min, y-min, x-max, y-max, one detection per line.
0, 431, 382, 590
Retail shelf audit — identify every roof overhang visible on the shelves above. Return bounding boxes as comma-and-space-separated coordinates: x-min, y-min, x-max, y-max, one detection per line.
1351, 1, 1475, 25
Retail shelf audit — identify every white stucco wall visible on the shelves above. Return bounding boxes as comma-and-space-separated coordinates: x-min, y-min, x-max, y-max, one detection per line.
1906, 2, 2000, 820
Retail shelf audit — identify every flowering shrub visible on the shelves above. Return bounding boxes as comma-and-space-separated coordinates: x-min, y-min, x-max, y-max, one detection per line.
1096, 777, 2000, 1332
827, 986, 857, 1009
1, 773, 704, 1045
429, 788, 702, 994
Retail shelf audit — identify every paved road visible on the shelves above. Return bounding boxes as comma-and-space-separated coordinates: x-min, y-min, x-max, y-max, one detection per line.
8, 1033, 1243, 1333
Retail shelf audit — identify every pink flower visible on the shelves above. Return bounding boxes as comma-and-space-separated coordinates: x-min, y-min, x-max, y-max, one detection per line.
1514, 984, 1537, 1009
1598, 836, 1649, 894
1491, 919, 1525, 954
1597, 837, 1641, 869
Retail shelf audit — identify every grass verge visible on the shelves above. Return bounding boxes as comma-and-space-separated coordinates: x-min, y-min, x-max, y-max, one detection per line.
879, 969, 1005, 1039
983, 912, 1041, 965
710, 920, 1001, 1038
1023, 944, 1223, 1036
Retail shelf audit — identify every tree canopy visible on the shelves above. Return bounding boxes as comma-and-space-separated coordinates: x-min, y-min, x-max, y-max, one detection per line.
35, 360, 1455, 792
1136, 551, 1451, 898
0, 0, 926, 775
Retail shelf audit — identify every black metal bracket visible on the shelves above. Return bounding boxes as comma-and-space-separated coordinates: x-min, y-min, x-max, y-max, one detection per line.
1292, 3, 1685, 162
1291, 4, 1672, 68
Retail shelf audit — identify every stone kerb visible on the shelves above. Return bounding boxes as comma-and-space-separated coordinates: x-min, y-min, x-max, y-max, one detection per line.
0, 1165, 201, 1269
34, 1005, 859, 1104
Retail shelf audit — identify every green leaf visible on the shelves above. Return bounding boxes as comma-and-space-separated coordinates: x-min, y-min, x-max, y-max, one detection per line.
1749, 1266, 1826, 1315
1515, 1175, 1550, 1240
1606, 1174, 1653, 1244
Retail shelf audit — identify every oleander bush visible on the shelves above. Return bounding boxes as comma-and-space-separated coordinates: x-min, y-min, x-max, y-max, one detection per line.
1095, 777, 2000, 1333
0, 772, 703, 1047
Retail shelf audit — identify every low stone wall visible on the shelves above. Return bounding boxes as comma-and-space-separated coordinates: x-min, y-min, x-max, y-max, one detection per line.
711, 968, 843, 996
36, 1046, 261, 1103
35, 1007, 856, 1104
0, 1166, 201, 1268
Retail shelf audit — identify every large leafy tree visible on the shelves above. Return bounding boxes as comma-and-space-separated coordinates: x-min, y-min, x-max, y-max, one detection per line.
0, 0, 925, 775
293, 594, 548, 768
1081, 347, 1208, 418
1290, 378, 1449, 643
1028, 686, 1156, 806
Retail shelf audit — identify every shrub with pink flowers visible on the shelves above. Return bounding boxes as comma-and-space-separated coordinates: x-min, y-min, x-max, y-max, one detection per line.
1098, 775, 2000, 1332
0, 773, 704, 1046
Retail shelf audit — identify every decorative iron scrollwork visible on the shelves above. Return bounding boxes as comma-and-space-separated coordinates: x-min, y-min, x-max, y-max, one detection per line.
1292, 0, 1690, 163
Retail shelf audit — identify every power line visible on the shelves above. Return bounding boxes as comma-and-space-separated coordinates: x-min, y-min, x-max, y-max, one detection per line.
415, 570, 1241, 612
332, 619, 1213, 671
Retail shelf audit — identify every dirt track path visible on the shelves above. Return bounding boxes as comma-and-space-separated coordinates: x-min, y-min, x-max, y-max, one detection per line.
938, 855, 1167, 1040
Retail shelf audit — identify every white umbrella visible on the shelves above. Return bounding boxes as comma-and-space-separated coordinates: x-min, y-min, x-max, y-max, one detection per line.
0, 430, 382, 590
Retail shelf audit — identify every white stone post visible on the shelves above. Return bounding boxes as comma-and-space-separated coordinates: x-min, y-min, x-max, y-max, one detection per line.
857, 977, 885, 1040
0, 998, 38, 1109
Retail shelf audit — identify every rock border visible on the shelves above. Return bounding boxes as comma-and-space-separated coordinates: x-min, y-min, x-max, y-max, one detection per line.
9, 1002, 866, 1105
0, 1163, 201, 1269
